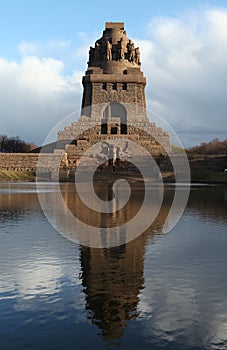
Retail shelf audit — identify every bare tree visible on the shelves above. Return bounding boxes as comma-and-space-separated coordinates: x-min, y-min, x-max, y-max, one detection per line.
0, 134, 37, 153
187, 138, 227, 155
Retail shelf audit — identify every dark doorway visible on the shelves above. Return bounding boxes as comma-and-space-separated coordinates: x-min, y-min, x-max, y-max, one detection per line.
121, 123, 127, 134
111, 127, 118, 134
101, 122, 107, 134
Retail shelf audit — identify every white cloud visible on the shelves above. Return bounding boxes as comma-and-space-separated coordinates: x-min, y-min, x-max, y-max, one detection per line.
0, 56, 83, 144
136, 8, 227, 146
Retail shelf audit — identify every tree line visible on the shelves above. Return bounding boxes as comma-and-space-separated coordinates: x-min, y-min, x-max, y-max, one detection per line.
1, 133, 226, 155
0, 134, 37, 153
187, 138, 227, 155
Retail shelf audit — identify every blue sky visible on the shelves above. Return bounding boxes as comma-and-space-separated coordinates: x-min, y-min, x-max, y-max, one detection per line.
0, 0, 227, 146
1, 0, 226, 66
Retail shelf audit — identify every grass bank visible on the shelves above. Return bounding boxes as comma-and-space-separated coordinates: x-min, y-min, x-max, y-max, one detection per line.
0, 169, 227, 184
0, 170, 36, 182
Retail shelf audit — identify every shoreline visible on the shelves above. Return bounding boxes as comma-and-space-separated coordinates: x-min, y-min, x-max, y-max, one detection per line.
1, 169, 227, 184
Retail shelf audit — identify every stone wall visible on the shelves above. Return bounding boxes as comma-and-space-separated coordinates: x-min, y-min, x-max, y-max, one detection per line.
0, 153, 39, 171
0, 152, 226, 175
0, 153, 61, 171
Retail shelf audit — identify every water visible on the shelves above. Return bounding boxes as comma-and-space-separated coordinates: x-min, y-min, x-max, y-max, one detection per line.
0, 182, 227, 350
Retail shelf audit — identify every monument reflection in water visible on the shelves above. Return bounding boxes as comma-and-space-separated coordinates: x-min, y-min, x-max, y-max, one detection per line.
60, 181, 173, 344
0, 183, 227, 349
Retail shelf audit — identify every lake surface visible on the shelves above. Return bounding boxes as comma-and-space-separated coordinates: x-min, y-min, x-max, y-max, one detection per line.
0, 182, 227, 350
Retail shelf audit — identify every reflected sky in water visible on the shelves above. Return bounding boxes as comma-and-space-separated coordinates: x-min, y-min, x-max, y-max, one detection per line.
0, 182, 227, 350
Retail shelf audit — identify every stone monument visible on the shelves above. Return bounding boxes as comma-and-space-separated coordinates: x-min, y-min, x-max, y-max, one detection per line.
56, 22, 170, 172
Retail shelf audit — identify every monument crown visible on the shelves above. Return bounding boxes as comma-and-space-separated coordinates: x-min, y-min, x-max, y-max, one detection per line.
87, 21, 141, 69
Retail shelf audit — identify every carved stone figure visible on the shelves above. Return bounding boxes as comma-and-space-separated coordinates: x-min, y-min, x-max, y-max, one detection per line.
135, 47, 141, 65
118, 38, 125, 61
127, 40, 135, 63
88, 46, 95, 64
106, 39, 112, 61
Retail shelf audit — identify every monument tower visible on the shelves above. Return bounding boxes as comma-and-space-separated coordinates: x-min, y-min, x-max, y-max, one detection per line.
57, 22, 170, 169
81, 22, 146, 124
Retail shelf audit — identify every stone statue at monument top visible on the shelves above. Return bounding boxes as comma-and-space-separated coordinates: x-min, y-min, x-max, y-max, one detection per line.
87, 22, 141, 67
106, 39, 112, 61
118, 37, 125, 61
